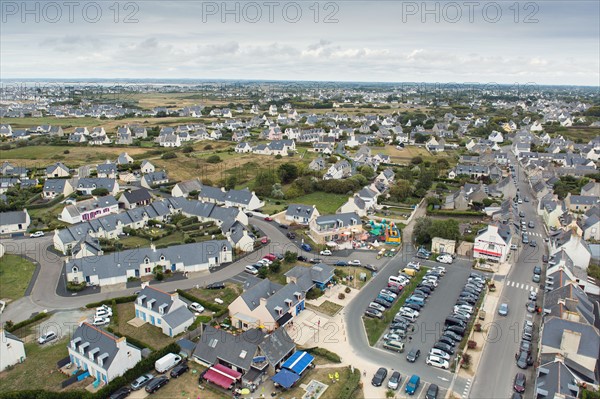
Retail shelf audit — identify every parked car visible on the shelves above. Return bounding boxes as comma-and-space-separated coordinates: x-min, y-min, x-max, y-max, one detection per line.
513, 373, 527, 393
348, 259, 361, 265
38, 331, 57, 344
369, 302, 386, 313
438, 336, 457, 347
425, 383, 439, 399
297, 255, 307, 262
444, 325, 466, 337
387, 371, 402, 390
335, 260, 348, 266
170, 362, 190, 378
405, 374, 421, 395
373, 298, 392, 308
278, 223, 288, 229
498, 303, 509, 316
145, 376, 169, 393
309, 258, 323, 264
108, 386, 132, 399
371, 367, 388, 387
363, 264, 378, 272
30, 231, 44, 238
206, 282, 225, 290
189, 302, 205, 313
131, 374, 154, 390
532, 274, 541, 283
244, 265, 258, 275
365, 308, 383, 319
516, 350, 533, 369
286, 232, 296, 239
92, 316, 110, 326
96, 305, 113, 317
428, 348, 451, 360
263, 216, 273, 221
433, 342, 455, 355
301, 243, 312, 251
436, 255, 453, 264
443, 331, 463, 343
529, 291, 537, 301
319, 250, 332, 256
406, 347, 421, 363
426, 355, 450, 369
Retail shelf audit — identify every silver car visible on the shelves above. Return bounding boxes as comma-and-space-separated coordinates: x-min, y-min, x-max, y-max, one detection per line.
131, 373, 154, 390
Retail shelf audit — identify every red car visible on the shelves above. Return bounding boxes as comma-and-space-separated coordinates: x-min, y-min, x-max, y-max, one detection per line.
264, 216, 273, 221
263, 254, 277, 261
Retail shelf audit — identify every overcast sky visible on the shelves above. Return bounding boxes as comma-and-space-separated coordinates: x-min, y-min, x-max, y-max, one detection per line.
1, 1, 599, 85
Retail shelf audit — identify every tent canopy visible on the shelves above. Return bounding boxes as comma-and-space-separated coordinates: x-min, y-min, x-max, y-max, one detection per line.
203, 364, 241, 389
272, 369, 300, 389
282, 351, 314, 375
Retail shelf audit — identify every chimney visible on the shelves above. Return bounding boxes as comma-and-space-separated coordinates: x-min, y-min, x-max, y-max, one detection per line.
564, 298, 579, 312
151, 243, 156, 252
259, 297, 267, 306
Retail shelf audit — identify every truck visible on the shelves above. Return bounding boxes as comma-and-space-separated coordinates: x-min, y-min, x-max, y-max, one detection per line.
155, 353, 182, 373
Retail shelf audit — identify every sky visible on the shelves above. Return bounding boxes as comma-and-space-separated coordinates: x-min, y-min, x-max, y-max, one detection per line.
1, 0, 599, 86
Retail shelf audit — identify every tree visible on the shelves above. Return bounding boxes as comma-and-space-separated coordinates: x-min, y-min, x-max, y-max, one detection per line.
182, 146, 194, 153
389, 180, 413, 202
269, 260, 281, 273
413, 217, 433, 245
278, 163, 299, 184
258, 268, 269, 279
411, 156, 423, 165
414, 133, 428, 143
359, 165, 375, 179
91, 187, 109, 196
284, 251, 298, 263
225, 175, 237, 190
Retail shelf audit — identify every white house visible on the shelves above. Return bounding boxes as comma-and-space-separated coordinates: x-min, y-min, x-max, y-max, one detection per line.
43, 178, 74, 199
65, 241, 232, 287
0, 209, 31, 235
0, 329, 26, 371
75, 178, 119, 196
197, 185, 265, 211
45, 162, 70, 178
284, 204, 320, 225
68, 322, 142, 384
141, 171, 169, 189
171, 179, 203, 198
323, 160, 351, 180
140, 160, 155, 174
135, 285, 194, 337
59, 196, 120, 224
473, 224, 511, 263
550, 230, 592, 270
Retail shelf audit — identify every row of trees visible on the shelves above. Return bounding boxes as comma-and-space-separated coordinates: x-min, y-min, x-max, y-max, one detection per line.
413, 217, 461, 245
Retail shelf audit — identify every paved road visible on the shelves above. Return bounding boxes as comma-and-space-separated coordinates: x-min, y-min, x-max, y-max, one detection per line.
469, 151, 546, 399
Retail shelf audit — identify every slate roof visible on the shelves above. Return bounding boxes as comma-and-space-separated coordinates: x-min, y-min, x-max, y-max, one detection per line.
543, 282, 596, 325
536, 359, 579, 399
137, 286, 175, 314
45, 162, 70, 175
315, 212, 361, 228
161, 306, 194, 329
43, 178, 68, 193
142, 171, 169, 186
121, 188, 152, 204
75, 178, 116, 191
569, 195, 598, 206
175, 179, 203, 196
258, 326, 295, 366
71, 323, 137, 371
0, 210, 28, 226
541, 317, 599, 359
193, 325, 262, 371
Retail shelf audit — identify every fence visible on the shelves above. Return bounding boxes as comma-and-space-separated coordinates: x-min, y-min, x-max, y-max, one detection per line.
182, 325, 203, 341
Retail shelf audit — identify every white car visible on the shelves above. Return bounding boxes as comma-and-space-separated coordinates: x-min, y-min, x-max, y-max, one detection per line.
436, 255, 453, 264
92, 316, 110, 326
368, 302, 386, 313
429, 348, 451, 360
384, 333, 403, 342
380, 289, 397, 299
189, 302, 205, 313
96, 306, 113, 318
407, 261, 421, 271
399, 308, 419, 318
38, 331, 57, 344
348, 260, 361, 266
433, 266, 446, 274
30, 231, 44, 238
257, 259, 272, 266
244, 265, 259, 275
529, 291, 537, 301
319, 250, 332, 256
510, 244, 518, 250
426, 355, 450, 369
454, 304, 474, 314
423, 278, 438, 287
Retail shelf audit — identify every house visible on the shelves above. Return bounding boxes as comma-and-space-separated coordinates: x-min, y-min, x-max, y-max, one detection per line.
171, 179, 203, 198
339, 195, 369, 217
488, 131, 504, 143
539, 197, 566, 229
357, 187, 379, 210
473, 224, 511, 263
565, 193, 598, 213
542, 281, 597, 326
43, 178, 73, 199
235, 142, 253, 153
115, 189, 150, 210
75, 178, 119, 196
309, 212, 362, 245
45, 162, 70, 178
308, 157, 327, 171
323, 160, 351, 180
448, 164, 490, 179
116, 152, 134, 165
130, 126, 147, 139
96, 162, 119, 179
140, 160, 155, 174
578, 214, 600, 241
135, 286, 194, 337
550, 230, 592, 270
376, 169, 395, 186
0, 209, 31, 235
71, 236, 104, 259
157, 134, 181, 147
580, 181, 600, 197
0, 329, 26, 371
141, 171, 169, 189
115, 130, 133, 145
284, 204, 319, 225
0, 124, 13, 137
68, 322, 142, 384
49, 126, 64, 136
425, 137, 445, 153
192, 325, 295, 386
197, 185, 264, 211
66, 241, 232, 287
59, 196, 120, 224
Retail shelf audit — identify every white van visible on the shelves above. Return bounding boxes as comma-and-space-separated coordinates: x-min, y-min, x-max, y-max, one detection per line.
383, 340, 405, 353
389, 275, 408, 287
155, 353, 182, 373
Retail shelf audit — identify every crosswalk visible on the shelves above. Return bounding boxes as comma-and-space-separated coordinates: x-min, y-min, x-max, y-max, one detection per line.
506, 280, 538, 293
527, 232, 543, 238
461, 379, 472, 398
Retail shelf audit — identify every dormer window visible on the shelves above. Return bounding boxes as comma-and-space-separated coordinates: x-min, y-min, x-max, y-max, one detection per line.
144, 257, 150, 264
294, 292, 302, 300
159, 304, 168, 315
160, 255, 165, 261
79, 342, 89, 354
137, 295, 146, 305
274, 306, 283, 315
285, 299, 293, 307
147, 299, 156, 309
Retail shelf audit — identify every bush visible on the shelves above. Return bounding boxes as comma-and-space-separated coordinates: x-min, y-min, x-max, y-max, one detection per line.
206, 155, 221, 163
462, 353, 472, 366
338, 293, 346, 300
5, 312, 50, 333
63, 149, 70, 154
345, 287, 351, 294
86, 295, 137, 308
161, 152, 177, 159
66, 282, 86, 292
474, 323, 482, 332
284, 251, 298, 263
182, 146, 194, 153
467, 340, 477, 349
304, 347, 341, 363
306, 288, 324, 300
155, 272, 164, 281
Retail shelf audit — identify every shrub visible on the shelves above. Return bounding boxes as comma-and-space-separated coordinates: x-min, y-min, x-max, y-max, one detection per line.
306, 288, 324, 300
338, 293, 346, 300
304, 347, 341, 363
345, 287, 351, 294
161, 152, 177, 159
467, 340, 477, 349
66, 282, 86, 292
275, 154, 282, 159
182, 146, 194, 153
206, 155, 221, 163
203, 144, 213, 150
474, 323, 482, 332
86, 295, 137, 308
5, 312, 49, 333
155, 272, 164, 281
462, 353, 472, 365
63, 149, 70, 154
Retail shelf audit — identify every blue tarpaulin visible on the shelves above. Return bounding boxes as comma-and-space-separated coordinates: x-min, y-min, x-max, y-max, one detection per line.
272, 369, 300, 389
282, 351, 314, 375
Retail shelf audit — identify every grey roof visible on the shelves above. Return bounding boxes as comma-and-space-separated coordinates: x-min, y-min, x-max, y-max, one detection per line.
240, 279, 284, 311
142, 171, 169, 185
543, 282, 596, 325
43, 178, 68, 192
121, 188, 152, 204
285, 264, 334, 288
4, 330, 23, 343
541, 317, 599, 359
75, 178, 116, 191
96, 162, 118, 175
161, 305, 194, 329
65, 240, 231, 280
193, 325, 261, 371
315, 212, 361, 228
175, 179, 203, 195
569, 195, 598, 206
0, 210, 28, 226
454, 164, 489, 175
68, 196, 118, 215
536, 359, 579, 399
137, 285, 175, 314
198, 184, 254, 206
258, 327, 295, 366
285, 204, 316, 218
358, 187, 377, 199
71, 323, 136, 371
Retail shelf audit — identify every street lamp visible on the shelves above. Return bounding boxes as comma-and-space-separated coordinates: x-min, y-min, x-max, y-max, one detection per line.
447, 354, 461, 399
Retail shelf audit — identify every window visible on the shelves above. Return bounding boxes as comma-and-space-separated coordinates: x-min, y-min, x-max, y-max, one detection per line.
144, 257, 150, 264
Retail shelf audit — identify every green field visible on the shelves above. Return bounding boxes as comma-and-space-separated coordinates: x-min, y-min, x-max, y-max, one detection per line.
0, 255, 37, 301
293, 192, 349, 214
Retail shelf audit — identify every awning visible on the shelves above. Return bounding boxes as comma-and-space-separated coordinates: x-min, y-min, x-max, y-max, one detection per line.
203, 364, 241, 389
272, 369, 300, 389
474, 248, 502, 257
282, 351, 314, 375
277, 312, 293, 327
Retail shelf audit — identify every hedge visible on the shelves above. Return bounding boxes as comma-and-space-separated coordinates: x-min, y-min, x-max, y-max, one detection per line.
189, 315, 213, 331
338, 368, 362, 399
0, 343, 181, 399
5, 312, 50, 333
85, 295, 137, 308
176, 289, 224, 312
27, 194, 65, 210
427, 209, 484, 217
304, 347, 342, 363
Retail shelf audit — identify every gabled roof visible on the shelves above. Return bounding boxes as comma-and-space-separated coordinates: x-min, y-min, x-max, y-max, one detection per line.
193, 325, 261, 371
285, 204, 316, 218
542, 281, 596, 325
161, 306, 194, 329
536, 358, 579, 399
541, 317, 599, 359
121, 188, 152, 204
0, 210, 29, 226
71, 323, 133, 371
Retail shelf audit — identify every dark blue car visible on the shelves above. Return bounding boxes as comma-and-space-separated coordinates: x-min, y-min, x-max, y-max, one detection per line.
301, 243, 312, 252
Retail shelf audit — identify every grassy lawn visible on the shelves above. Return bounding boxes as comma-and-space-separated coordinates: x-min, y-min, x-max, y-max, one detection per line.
188, 283, 242, 306
119, 235, 151, 248
0, 254, 37, 301
154, 231, 185, 247
111, 303, 176, 350
0, 338, 70, 393
293, 192, 349, 215
283, 366, 361, 399
306, 300, 343, 317
336, 266, 372, 289
363, 268, 428, 346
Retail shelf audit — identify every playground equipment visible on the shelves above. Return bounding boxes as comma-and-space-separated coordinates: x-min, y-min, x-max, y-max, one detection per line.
369, 219, 402, 245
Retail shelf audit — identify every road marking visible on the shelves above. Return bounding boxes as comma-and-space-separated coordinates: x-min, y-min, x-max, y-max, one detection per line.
525, 285, 530, 291
437, 376, 449, 381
